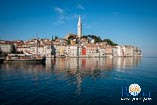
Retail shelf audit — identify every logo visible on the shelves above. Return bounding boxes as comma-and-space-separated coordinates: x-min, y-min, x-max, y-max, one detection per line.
129, 83, 141, 96
121, 83, 152, 103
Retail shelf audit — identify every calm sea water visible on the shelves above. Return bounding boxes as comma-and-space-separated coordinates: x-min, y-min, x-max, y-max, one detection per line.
0, 57, 157, 105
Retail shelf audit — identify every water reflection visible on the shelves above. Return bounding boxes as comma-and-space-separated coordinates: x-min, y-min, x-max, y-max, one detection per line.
0, 57, 141, 90
0, 57, 141, 73
51, 57, 141, 73
47, 57, 141, 95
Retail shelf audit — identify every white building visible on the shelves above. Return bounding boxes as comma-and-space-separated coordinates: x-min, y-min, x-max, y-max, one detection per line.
65, 45, 78, 57
0, 44, 13, 53
99, 48, 105, 57
112, 46, 123, 56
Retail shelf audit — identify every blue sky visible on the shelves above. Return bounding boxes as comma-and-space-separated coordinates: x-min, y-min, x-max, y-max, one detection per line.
0, 0, 157, 57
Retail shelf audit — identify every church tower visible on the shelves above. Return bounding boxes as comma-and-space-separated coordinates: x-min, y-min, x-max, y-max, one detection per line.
77, 16, 82, 38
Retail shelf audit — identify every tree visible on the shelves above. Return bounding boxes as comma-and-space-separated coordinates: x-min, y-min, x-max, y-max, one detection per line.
52, 35, 54, 41
81, 36, 88, 39
84, 34, 118, 46
103, 39, 118, 46
11, 45, 17, 53
68, 35, 76, 40
54, 36, 58, 40
66, 40, 71, 45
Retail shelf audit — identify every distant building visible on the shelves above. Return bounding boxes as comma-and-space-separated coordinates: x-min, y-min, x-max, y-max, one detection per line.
105, 45, 113, 57
133, 46, 142, 56
0, 44, 14, 53
85, 44, 99, 57
99, 47, 106, 57
66, 45, 78, 57
124, 45, 134, 57
16, 39, 52, 57
112, 46, 123, 56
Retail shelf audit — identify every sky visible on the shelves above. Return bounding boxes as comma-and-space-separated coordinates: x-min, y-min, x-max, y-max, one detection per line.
0, 0, 157, 57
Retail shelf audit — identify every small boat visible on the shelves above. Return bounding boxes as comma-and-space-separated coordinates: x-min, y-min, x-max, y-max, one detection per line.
4, 54, 45, 64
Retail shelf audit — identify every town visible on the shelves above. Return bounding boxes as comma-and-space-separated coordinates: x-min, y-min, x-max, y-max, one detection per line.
0, 16, 142, 62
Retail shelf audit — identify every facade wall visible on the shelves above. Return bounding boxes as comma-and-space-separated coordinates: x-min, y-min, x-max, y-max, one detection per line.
113, 46, 123, 56
5, 38, 142, 58
105, 47, 113, 56
0, 44, 13, 53
99, 48, 105, 57
17, 45, 52, 57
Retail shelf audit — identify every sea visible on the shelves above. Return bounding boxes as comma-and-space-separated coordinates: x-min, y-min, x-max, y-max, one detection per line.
0, 57, 157, 105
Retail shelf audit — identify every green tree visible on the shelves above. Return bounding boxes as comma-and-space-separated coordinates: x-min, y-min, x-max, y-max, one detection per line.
103, 39, 118, 46
68, 35, 76, 40
11, 45, 17, 53
54, 36, 58, 40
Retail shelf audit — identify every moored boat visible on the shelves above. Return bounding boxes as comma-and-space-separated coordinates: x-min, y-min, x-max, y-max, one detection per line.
4, 54, 45, 64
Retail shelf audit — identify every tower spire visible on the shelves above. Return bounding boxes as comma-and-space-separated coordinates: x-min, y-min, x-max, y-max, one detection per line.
77, 16, 82, 38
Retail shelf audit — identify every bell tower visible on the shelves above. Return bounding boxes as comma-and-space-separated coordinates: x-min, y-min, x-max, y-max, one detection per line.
77, 16, 82, 38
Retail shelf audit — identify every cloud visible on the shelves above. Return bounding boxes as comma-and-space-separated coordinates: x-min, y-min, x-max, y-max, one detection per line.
54, 15, 65, 25
54, 7, 64, 14
77, 4, 85, 10
54, 7, 65, 25
53, 6, 85, 25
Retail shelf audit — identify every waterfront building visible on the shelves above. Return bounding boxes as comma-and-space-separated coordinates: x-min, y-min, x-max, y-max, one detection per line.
99, 47, 106, 57
80, 37, 88, 45
85, 44, 99, 57
124, 45, 134, 57
54, 45, 64, 57
133, 47, 142, 56
0, 44, 14, 53
112, 46, 123, 56
15, 39, 52, 57
65, 45, 78, 57
105, 45, 113, 57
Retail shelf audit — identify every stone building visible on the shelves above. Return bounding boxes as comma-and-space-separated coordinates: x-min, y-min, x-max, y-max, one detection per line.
0, 44, 14, 53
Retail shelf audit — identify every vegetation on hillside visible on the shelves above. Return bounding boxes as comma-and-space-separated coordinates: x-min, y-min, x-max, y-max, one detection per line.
85, 34, 118, 46
66, 34, 118, 46
102, 39, 118, 46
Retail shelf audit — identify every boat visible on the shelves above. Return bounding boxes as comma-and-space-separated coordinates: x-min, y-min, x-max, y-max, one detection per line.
4, 54, 45, 64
